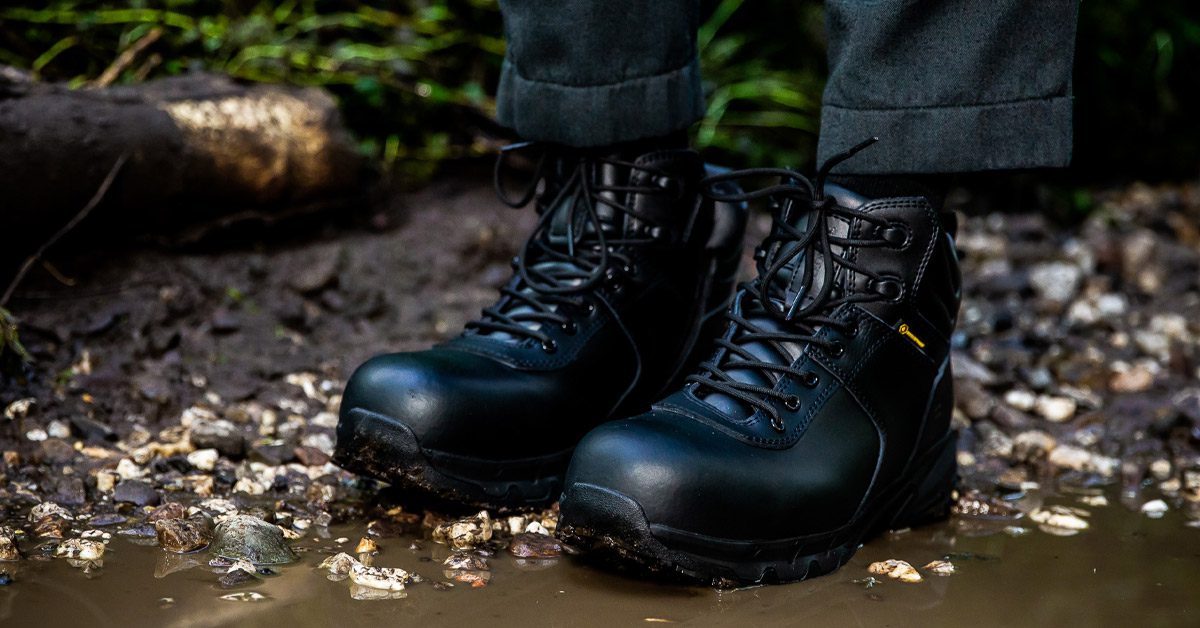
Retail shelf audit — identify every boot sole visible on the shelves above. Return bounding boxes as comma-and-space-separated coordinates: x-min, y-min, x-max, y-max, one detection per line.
557, 430, 958, 585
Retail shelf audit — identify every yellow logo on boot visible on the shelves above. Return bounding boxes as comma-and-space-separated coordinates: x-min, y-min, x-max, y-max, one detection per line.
897, 323, 926, 348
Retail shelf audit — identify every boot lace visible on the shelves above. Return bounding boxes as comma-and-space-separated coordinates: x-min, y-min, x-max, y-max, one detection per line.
465, 142, 676, 352
686, 138, 907, 431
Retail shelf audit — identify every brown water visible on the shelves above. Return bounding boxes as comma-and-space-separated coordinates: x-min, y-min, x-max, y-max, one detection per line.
3, 498, 1198, 628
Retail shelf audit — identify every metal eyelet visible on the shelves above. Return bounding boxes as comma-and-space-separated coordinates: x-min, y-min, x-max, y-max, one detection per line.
541, 339, 558, 353
510, 256, 521, 269
783, 395, 801, 411
829, 341, 846, 358
802, 372, 820, 388
873, 278, 904, 302
560, 321, 577, 335
880, 222, 911, 249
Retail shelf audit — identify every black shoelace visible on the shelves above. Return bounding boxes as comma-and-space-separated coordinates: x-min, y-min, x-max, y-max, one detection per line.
687, 138, 908, 431
464, 142, 675, 352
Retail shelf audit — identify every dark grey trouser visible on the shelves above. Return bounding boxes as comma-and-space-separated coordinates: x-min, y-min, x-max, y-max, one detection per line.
496, 0, 1079, 174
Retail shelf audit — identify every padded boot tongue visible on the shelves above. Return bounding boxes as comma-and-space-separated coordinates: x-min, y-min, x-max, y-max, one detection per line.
700, 193, 853, 419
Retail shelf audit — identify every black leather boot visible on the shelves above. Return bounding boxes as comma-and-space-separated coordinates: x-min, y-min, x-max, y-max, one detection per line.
335, 144, 747, 509
558, 140, 963, 584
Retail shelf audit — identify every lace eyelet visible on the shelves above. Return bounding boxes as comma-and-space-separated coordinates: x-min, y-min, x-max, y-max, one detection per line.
880, 222, 911, 249
561, 321, 577, 335
540, 339, 558, 353
509, 256, 521, 269
829, 341, 846, 358
583, 300, 596, 314
802, 372, 820, 388
783, 395, 801, 411
873, 278, 904, 302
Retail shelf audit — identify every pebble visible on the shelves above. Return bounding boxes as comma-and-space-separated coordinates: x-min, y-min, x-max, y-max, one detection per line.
1149, 459, 1172, 481
923, 560, 956, 576
1004, 389, 1037, 412
1141, 499, 1169, 519
1034, 395, 1077, 423
0, 528, 20, 561
349, 563, 412, 592
95, 470, 120, 494
113, 480, 161, 506
209, 515, 297, 565
868, 559, 922, 583
55, 539, 105, 561
443, 553, 488, 571
1047, 445, 1119, 477
187, 448, 220, 472
1029, 262, 1083, 304
155, 517, 212, 553
189, 419, 246, 458
318, 552, 360, 576
432, 511, 493, 550
218, 592, 267, 603
507, 533, 562, 559
354, 537, 378, 555
1030, 506, 1090, 533
1011, 430, 1057, 461
219, 559, 260, 589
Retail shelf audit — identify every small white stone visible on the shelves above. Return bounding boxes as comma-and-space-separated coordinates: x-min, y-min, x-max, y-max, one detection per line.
349, 563, 411, 591
55, 538, 105, 561
1141, 499, 1169, 519
868, 559, 922, 583
116, 458, 146, 480
1149, 459, 1172, 481
47, 421, 71, 439
1004, 389, 1037, 411
1030, 506, 1090, 531
186, 448, 219, 472
1035, 395, 1077, 423
24, 428, 47, 442
3, 398, 35, 420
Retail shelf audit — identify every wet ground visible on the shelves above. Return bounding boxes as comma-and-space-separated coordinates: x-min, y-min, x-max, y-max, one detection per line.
2, 175, 1200, 626
4, 491, 1199, 627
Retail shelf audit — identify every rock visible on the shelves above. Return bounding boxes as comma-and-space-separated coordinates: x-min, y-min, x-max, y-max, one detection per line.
95, 470, 119, 493
1109, 364, 1155, 393
0, 527, 20, 561
318, 552, 360, 576
116, 458, 146, 480
1011, 430, 1057, 462
349, 563, 412, 592
146, 502, 187, 523
0, 572, 10, 586
507, 533, 562, 559
1034, 395, 1077, 423
209, 515, 297, 565
1030, 506, 1090, 533
210, 308, 241, 333
155, 517, 212, 553
189, 419, 246, 458
868, 559, 922, 583
923, 560, 956, 575
354, 537, 378, 555
1149, 459, 1172, 481
55, 538, 105, 561
70, 415, 116, 442
294, 446, 330, 467
186, 448, 219, 472
285, 245, 343, 294
431, 511, 493, 550
114, 480, 161, 506
1078, 494, 1108, 507
3, 398, 35, 420
443, 553, 488, 571
1029, 262, 1082, 304
1004, 389, 1037, 411
30, 502, 73, 522
1141, 499, 1169, 519
219, 559, 259, 588
1048, 445, 1119, 477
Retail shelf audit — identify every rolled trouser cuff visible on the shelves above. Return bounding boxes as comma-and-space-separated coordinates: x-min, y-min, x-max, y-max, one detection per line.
496, 57, 705, 147
817, 96, 1074, 174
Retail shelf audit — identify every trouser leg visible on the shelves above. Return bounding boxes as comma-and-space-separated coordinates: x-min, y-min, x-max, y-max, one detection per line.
495, 0, 703, 147
818, 0, 1081, 174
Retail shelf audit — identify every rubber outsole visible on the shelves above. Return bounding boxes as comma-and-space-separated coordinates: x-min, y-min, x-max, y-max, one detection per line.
556, 431, 958, 586
334, 407, 570, 510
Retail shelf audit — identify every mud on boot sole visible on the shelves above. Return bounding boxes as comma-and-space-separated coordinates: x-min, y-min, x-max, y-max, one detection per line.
334, 407, 571, 511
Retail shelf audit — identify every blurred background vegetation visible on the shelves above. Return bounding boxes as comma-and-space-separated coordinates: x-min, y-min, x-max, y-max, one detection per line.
0, 0, 1197, 185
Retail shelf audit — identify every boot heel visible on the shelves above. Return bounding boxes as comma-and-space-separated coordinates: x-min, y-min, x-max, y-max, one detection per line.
890, 431, 958, 530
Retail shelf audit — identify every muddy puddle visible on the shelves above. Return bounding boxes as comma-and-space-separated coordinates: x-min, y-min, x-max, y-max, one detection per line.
2, 490, 1196, 628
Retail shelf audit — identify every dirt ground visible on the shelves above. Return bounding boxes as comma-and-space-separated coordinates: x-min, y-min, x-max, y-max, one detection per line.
1, 173, 1199, 586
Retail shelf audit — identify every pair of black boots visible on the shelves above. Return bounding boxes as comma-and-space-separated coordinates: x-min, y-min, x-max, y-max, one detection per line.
334, 139, 961, 584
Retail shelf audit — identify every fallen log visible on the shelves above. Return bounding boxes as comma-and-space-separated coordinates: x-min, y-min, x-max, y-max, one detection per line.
0, 71, 372, 239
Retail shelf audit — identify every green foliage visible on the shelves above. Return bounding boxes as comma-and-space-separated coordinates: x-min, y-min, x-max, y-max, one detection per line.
0, 307, 32, 373
0, 0, 1196, 180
